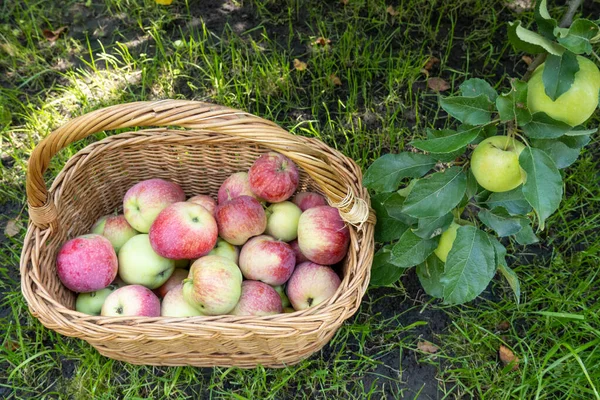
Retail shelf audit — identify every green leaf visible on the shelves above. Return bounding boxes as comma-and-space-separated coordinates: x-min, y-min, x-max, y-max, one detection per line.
561, 134, 592, 148
390, 230, 438, 269
490, 236, 508, 268
498, 264, 521, 304
522, 112, 573, 139
411, 126, 482, 154
486, 188, 532, 216
465, 168, 480, 199
514, 223, 540, 245
535, 0, 557, 39
363, 153, 436, 193
402, 167, 467, 218
542, 52, 580, 101
372, 193, 410, 242
440, 226, 496, 305
555, 19, 600, 55
519, 147, 563, 230
459, 78, 498, 102
508, 21, 565, 55
495, 79, 531, 124
413, 213, 454, 239
370, 246, 404, 287
564, 128, 597, 137
478, 207, 527, 237
530, 138, 582, 169
440, 94, 494, 125
416, 254, 445, 298
384, 194, 419, 226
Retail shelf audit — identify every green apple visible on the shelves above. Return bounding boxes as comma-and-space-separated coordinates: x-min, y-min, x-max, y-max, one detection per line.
434, 222, 460, 263
272, 284, 291, 308
527, 55, 600, 127
118, 234, 175, 289
470, 136, 526, 193
75, 284, 118, 315
265, 201, 303, 242
207, 237, 240, 264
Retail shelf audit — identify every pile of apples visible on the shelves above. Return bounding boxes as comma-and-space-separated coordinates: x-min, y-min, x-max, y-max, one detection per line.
56, 152, 350, 317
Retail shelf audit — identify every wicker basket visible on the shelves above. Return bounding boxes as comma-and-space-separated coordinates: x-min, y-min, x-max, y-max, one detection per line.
19, 100, 375, 368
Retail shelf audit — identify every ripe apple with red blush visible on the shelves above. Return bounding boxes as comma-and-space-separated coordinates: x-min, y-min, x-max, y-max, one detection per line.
230, 281, 283, 316
239, 235, 296, 286
249, 152, 299, 203
187, 195, 217, 216
293, 192, 327, 212
297, 206, 350, 265
215, 195, 267, 245
101, 285, 161, 317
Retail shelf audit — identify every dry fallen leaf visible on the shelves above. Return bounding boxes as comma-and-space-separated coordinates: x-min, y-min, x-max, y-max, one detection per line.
4, 219, 21, 237
312, 37, 332, 47
417, 340, 439, 354
42, 26, 67, 42
521, 55, 533, 66
499, 345, 519, 371
386, 5, 399, 16
330, 74, 342, 86
427, 77, 450, 92
423, 56, 440, 71
496, 321, 511, 331
293, 59, 308, 71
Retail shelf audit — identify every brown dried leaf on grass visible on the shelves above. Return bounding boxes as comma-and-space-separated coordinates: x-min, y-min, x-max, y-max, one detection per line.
499, 345, 519, 371
312, 37, 331, 46
496, 321, 511, 331
423, 56, 440, 71
386, 5, 399, 16
521, 55, 533, 66
42, 26, 67, 41
427, 77, 450, 92
4, 219, 21, 237
293, 59, 308, 71
330, 74, 342, 86
417, 340, 439, 354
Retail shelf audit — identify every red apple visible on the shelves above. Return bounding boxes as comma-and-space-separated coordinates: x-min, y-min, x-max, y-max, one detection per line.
187, 195, 217, 216
91, 214, 139, 252
161, 283, 204, 317
101, 285, 161, 317
297, 206, 350, 265
248, 152, 299, 203
238, 235, 296, 285
149, 202, 218, 259
289, 239, 309, 264
286, 262, 341, 310
123, 178, 185, 233
182, 255, 243, 315
57, 234, 118, 293
217, 172, 259, 204
215, 196, 267, 246
153, 268, 189, 298
230, 281, 283, 316
293, 192, 327, 212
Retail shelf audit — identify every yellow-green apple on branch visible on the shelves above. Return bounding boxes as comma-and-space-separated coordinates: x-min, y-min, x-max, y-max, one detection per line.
433, 222, 461, 263
470, 136, 526, 193
527, 56, 600, 127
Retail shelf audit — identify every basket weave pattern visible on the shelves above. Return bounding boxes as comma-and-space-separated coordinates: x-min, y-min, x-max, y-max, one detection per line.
20, 100, 375, 367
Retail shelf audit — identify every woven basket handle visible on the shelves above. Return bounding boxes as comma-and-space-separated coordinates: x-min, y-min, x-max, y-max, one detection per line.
27, 100, 372, 229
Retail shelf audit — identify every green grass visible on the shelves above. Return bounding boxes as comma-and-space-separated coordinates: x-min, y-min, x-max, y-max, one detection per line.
1, 0, 600, 398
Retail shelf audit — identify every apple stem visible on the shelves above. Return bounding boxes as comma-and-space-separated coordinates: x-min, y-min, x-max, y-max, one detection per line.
522, 0, 585, 82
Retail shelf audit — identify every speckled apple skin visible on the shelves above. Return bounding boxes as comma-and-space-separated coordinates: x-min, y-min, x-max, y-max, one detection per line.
297, 206, 350, 265
187, 195, 217, 216
248, 152, 299, 203
217, 172, 259, 204
182, 255, 243, 315
123, 178, 185, 233
286, 262, 341, 310
289, 239, 309, 264
101, 285, 161, 317
239, 235, 296, 285
293, 192, 327, 212
56, 234, 118, 293
161, 284, 204, 317
230, 281, 283, 316
91, 214, 139, 252
215, 196, 266, 246
207, 238, 240, 264
149, 202, 218, 259
154, 268, 189, 298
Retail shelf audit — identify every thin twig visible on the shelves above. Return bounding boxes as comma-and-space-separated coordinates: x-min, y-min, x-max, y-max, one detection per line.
522, 0, 585, 82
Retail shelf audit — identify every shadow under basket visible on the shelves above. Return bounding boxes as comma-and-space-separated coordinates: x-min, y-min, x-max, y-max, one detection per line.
20, 100, 375, 368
